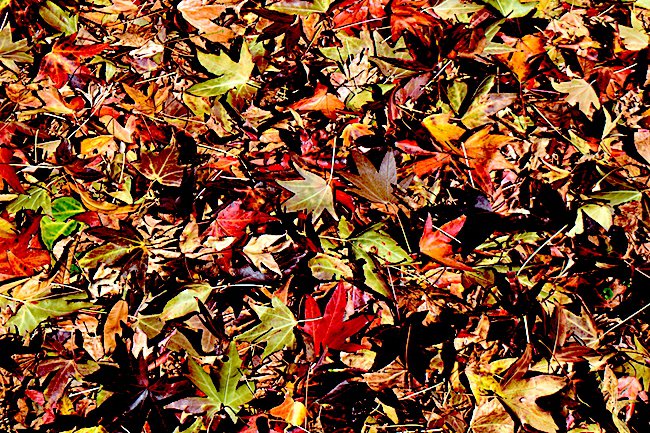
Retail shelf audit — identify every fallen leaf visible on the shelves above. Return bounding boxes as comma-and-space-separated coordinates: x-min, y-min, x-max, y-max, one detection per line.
552, 78, 601, 118
103, 299, 128, 353
35, 34, 108, 88
289, 83, 345, 119
419, 214, 471, 271
243, 234, 291, 275
0, 147, 25, 193
277, 164, 337, 221
343, 150, 397, 205
236, 296, 298, 358
132, 145, 185, 187
302, 281, 372, 356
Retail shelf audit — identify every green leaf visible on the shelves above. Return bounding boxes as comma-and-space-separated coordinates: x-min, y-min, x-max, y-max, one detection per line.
308, 253, 354, 281
188, 44, 254, 97
236, 296, 298, 358
216, 343, 255, 418
277, 164, 337, 221
39, 1, 78, 35
482, 0, 537, 18
187, 344, 255, 422
320, 33, 366, 61
161, 284, 213, 321
188, 357, 220, 402
268, 0, 331, 15
40, 197, 85, 249
6, 293, 92, 335
590, 190, 642, 206
0, 20, 33, 70
352, 226, 412, 265
7, 185, 52, 216
581, 204, 613, 231
353, 248, 391, 297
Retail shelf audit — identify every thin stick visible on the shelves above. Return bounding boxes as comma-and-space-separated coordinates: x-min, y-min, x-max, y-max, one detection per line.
516, 224, 567, 276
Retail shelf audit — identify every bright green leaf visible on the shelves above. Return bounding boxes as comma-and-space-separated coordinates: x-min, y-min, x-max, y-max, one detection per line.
40, 197, 85, 249
352, 226, 412, 265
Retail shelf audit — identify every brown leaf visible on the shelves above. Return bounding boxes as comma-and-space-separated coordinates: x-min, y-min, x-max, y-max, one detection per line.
103, 300, 128, 353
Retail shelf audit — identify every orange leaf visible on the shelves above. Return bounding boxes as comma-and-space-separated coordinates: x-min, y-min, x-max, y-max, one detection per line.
419, 214, 472, 271
269, 394, 307, 426
36, 34, 108, 88
289, 84, 345, 119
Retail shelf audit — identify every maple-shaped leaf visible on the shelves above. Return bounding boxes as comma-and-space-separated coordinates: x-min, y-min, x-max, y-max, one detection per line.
289, 83, 345, 119
302, 282, 372, 356
453, 127, 514, 193
132, 145, 185, 187
181, 344, 255, 422
35, 33, 108, 88
277, 164, 337, 221
332, 0, 387, 32
236, 296, 298, 358
552, 78, 601, 118
177, 0, 237, 43
343, 150, 397, 205
0, 21, 33, 73
494, 345, 568, 433
77, 223, 148, 283
243, 234, 291, 275
419, 214, 472, 271
209, 200, 276, 239
390, 0, 439, 44
0, 147, 25, 193
0, 217, 51, 281
188, 44, 255, 97
496, 374, 567, 432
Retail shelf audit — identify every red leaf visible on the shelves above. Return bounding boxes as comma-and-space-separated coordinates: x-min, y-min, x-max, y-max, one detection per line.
302, 282, 372, 356
0, 147, 25, 193
289, 84, 345, 119
36, 34, 109, 88
419, 214, 472, 271
332, 0, 387, 33
0, 218, 51, 280
209, 200, 276, 239
390, 0, 439, 44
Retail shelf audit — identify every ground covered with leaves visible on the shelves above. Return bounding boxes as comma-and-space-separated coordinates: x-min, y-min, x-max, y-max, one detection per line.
0, 0, 650, 432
